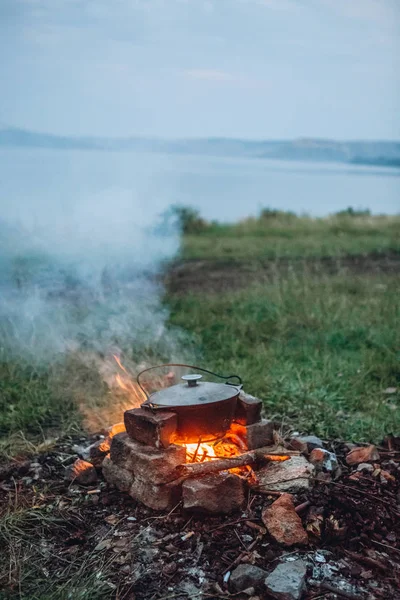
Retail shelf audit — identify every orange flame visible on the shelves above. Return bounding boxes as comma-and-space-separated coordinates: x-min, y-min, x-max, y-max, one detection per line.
184, 442, 218, 462
113, 356, 146, 405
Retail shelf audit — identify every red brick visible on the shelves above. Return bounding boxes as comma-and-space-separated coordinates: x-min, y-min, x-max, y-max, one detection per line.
234, 392, 262, 426
182, 473, 245, 514
124, 407, 177, 449
110, 432, 185, 484
130, 477, 183, 511
102, 456, 134, 492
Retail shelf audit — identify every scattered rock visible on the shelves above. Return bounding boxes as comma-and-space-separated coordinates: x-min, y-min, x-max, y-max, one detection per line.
89, 437, 112, 467
262, 493, 308, 547
356, 463, 374, 473
182, 472, 245, 514
252, 455, 315, 493
384, 387, 397, 394
229, 564, 268, 593
346, 445, 380, 466
309, 448, 340, 478
290, 436, 323, 454
65, 459, 98, 485
264, 560, 307, 600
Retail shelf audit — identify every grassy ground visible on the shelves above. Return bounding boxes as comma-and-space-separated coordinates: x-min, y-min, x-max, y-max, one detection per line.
182, 212, 400, 260
169, 270, 399, 442
169, 210, 400, 442
0, 212, 399, 455
0, 211, 399, 599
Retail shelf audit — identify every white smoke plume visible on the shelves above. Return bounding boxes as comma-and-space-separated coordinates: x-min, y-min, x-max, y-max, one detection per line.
0, 186, 184, 365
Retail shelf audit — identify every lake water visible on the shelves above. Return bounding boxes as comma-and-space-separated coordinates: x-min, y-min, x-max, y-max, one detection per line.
1, 148, 399, 224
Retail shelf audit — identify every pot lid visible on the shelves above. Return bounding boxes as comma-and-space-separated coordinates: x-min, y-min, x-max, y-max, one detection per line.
148, 374, 240, 407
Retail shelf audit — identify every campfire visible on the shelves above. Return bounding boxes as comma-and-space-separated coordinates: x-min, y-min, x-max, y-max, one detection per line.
101, 362, 291, 513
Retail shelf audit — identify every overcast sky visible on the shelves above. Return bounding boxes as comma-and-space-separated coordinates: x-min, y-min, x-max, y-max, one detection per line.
1, 0, 399, 139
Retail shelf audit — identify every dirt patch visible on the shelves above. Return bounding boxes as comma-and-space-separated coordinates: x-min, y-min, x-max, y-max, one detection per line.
1, 435, 399, 599
165, 251, 400, 294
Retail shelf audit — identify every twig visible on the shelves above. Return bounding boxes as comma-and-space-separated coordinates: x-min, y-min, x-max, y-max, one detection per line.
318, 479, 400, 517
370, 539, 400, 555
344, 549, 389, 572
295, 500, 310, 513
317, 582, 363, 600
234, 528, 247, 551
222, 550, 248, 575
191, 439, 202, 463
208, 517, 260, 533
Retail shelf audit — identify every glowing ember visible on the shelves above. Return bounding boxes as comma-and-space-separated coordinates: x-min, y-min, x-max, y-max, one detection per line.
184, 442, 218, 462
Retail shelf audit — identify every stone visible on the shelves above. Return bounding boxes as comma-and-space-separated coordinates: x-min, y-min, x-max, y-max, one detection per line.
244, 419, 275, 449
89, 437, 112, 467
290, 435, 323, 454
124, 407, 178, 449
346, 445, 380, 466
130, 477, 182, 511
102, 456, 134, 492
234, 392, 263, 426
110, 432, 185, 484
252, 455, 315, 494
65, 459, 98, 485
309, 448, 340, 478
262, 493, 308, 547
182, 472, 245, 514
230, 564, 267, 593
264, 560, 307, 600
356, 462, 374, 473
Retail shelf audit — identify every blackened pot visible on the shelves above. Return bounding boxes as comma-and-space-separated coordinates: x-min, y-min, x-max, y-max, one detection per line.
137, 364, 242, 443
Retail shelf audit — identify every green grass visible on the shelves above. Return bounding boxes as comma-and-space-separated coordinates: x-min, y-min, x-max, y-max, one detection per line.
182, 213, 400, 260
0, 212, 399, 454
168, 270, 400, 442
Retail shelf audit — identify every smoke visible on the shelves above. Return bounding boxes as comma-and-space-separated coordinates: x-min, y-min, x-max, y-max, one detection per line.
0, 184, 185, 367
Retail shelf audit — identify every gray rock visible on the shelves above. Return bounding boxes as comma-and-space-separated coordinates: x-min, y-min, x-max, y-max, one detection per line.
290, 436, 323, 454
251, 455, 315, 494
265, 560, 307, 600
309, 448, 340, 478
356, 462, 374, 473
230, 564, 268, 592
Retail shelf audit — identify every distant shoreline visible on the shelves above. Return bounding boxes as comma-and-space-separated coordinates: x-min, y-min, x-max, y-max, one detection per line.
1, 127, 400, 169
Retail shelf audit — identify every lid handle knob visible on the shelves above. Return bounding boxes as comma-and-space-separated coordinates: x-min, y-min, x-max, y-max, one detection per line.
181, 374, 203, 388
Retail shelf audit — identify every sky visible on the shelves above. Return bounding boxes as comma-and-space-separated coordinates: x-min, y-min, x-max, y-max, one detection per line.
0, 0, 399, 140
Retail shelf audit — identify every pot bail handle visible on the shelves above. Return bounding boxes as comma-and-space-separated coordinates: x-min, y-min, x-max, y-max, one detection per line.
136, 363, 243, 405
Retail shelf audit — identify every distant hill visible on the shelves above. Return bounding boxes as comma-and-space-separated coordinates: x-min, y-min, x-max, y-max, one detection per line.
1, 127, 399, 168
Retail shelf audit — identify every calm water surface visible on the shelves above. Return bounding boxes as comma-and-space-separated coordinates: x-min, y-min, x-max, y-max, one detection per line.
1, 148, 399, 223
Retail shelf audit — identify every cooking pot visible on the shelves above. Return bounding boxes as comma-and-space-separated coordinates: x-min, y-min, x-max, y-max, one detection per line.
137, 364, 242, 443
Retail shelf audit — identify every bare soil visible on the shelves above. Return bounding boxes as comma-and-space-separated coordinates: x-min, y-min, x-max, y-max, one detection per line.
1, 435, 400, 600
165, 251, 400, 294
